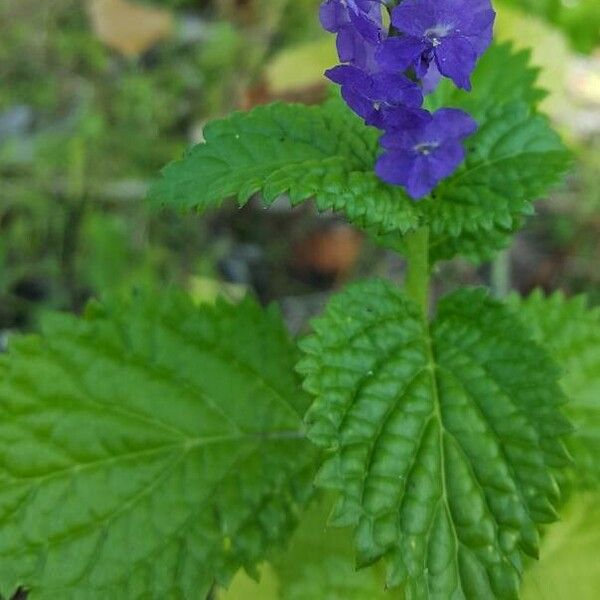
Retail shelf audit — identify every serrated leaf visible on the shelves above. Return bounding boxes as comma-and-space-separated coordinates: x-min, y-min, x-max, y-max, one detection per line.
422, 43, 569, 262
149, 99, 418, 236
298, 280, 570, 599
426, 43, 546, 115
420, 102, 570, 259
509, 291, 600, 489
0, 293, 317, 599
150, 44, 570, 263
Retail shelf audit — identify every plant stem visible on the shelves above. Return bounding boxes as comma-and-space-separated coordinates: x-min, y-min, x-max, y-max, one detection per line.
404, 226, 430, 319
491, 249, 511, 298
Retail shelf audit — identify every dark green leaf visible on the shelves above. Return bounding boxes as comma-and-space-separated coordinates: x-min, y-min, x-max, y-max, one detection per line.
298, 280, 571, 598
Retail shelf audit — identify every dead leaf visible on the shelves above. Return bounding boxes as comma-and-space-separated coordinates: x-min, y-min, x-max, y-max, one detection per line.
87, 0, 174, 57
292, 225, 363, 286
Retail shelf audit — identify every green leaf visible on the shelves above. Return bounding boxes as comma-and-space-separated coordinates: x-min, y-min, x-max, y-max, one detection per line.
150, 44, 570, 263
149, 99, 418, 236
219, 496, 391, 600
298, 280, 570, 599
522, 493, 600, 600
426, 43, 546, 115
274, 497, 390, 600
421, 102, 568, 235
509, 291, 600, 489
0, 293, 317, 599
422, 43, 570, 262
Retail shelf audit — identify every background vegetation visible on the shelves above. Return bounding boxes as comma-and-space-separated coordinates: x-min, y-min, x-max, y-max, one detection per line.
1, 0, 598, 339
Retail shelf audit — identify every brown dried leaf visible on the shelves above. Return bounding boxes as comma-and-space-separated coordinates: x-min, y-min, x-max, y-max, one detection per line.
87, 0, 174, 57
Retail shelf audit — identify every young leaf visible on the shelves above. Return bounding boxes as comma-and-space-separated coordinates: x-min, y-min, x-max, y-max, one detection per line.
0, 293, 317, 599
298, 280, 570, 598
509, 291, 600, 489
422, 43, 569, 262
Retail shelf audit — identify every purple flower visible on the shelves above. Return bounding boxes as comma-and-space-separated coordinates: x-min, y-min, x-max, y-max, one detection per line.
375, 108, 478, 199
320, 0, 384, 43
320, 0, 386, 70
377, 0, 495, 90
326, 64, 430, 129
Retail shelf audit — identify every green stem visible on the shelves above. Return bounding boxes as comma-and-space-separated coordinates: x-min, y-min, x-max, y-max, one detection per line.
491, 249, 511, 298
404, 226, 430, 319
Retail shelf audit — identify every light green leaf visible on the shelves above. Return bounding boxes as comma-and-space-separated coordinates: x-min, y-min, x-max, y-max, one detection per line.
522, 493, 600, 600
509, 291, 600, 489
219, 496, 391, 600
298, 280, 571, 598
274, 497, 390, 600
0, 293, 317, 599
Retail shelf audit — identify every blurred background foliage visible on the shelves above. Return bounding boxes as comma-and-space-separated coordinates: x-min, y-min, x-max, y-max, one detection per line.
0, 0, 598, 333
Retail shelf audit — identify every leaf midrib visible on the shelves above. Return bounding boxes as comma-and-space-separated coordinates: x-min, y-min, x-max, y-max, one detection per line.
0, 429, 306, 488
423, 328, 466, 599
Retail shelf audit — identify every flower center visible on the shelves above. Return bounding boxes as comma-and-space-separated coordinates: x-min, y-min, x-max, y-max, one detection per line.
424, 23, 454, 46
414, 142, 439, 156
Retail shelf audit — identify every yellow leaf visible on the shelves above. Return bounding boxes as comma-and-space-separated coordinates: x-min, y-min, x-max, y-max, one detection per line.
265, 38, 337, 95
87, 0, 174, 57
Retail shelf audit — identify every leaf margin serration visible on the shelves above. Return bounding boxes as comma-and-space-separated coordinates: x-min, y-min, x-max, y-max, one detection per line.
297, 279, 571, 599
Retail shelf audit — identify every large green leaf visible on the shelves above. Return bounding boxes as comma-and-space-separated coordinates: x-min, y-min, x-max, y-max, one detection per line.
509, 291, 600, 489
0, 293, 317, 599
297, 280, 570, 598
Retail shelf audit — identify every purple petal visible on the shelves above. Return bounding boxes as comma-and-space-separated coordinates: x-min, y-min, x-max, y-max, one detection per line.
405, 155, 440, 199
347, 1, 384, 42
319, 1, 345, 32
464, 9, 496, 54
391, 0, 437, 37
376, 36, 429, 73
372, 72, 424, 108
325, 64, 372, 88
421, 64, 442, 95
335, 26, 379, 71
341, 87, 378, 123
379, 127, 421, 151
435, 35, 478, 90
380, 106, 432, 132
375, 150, 414, 187
428, 141, 467, 181
431, 108, 478, 139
